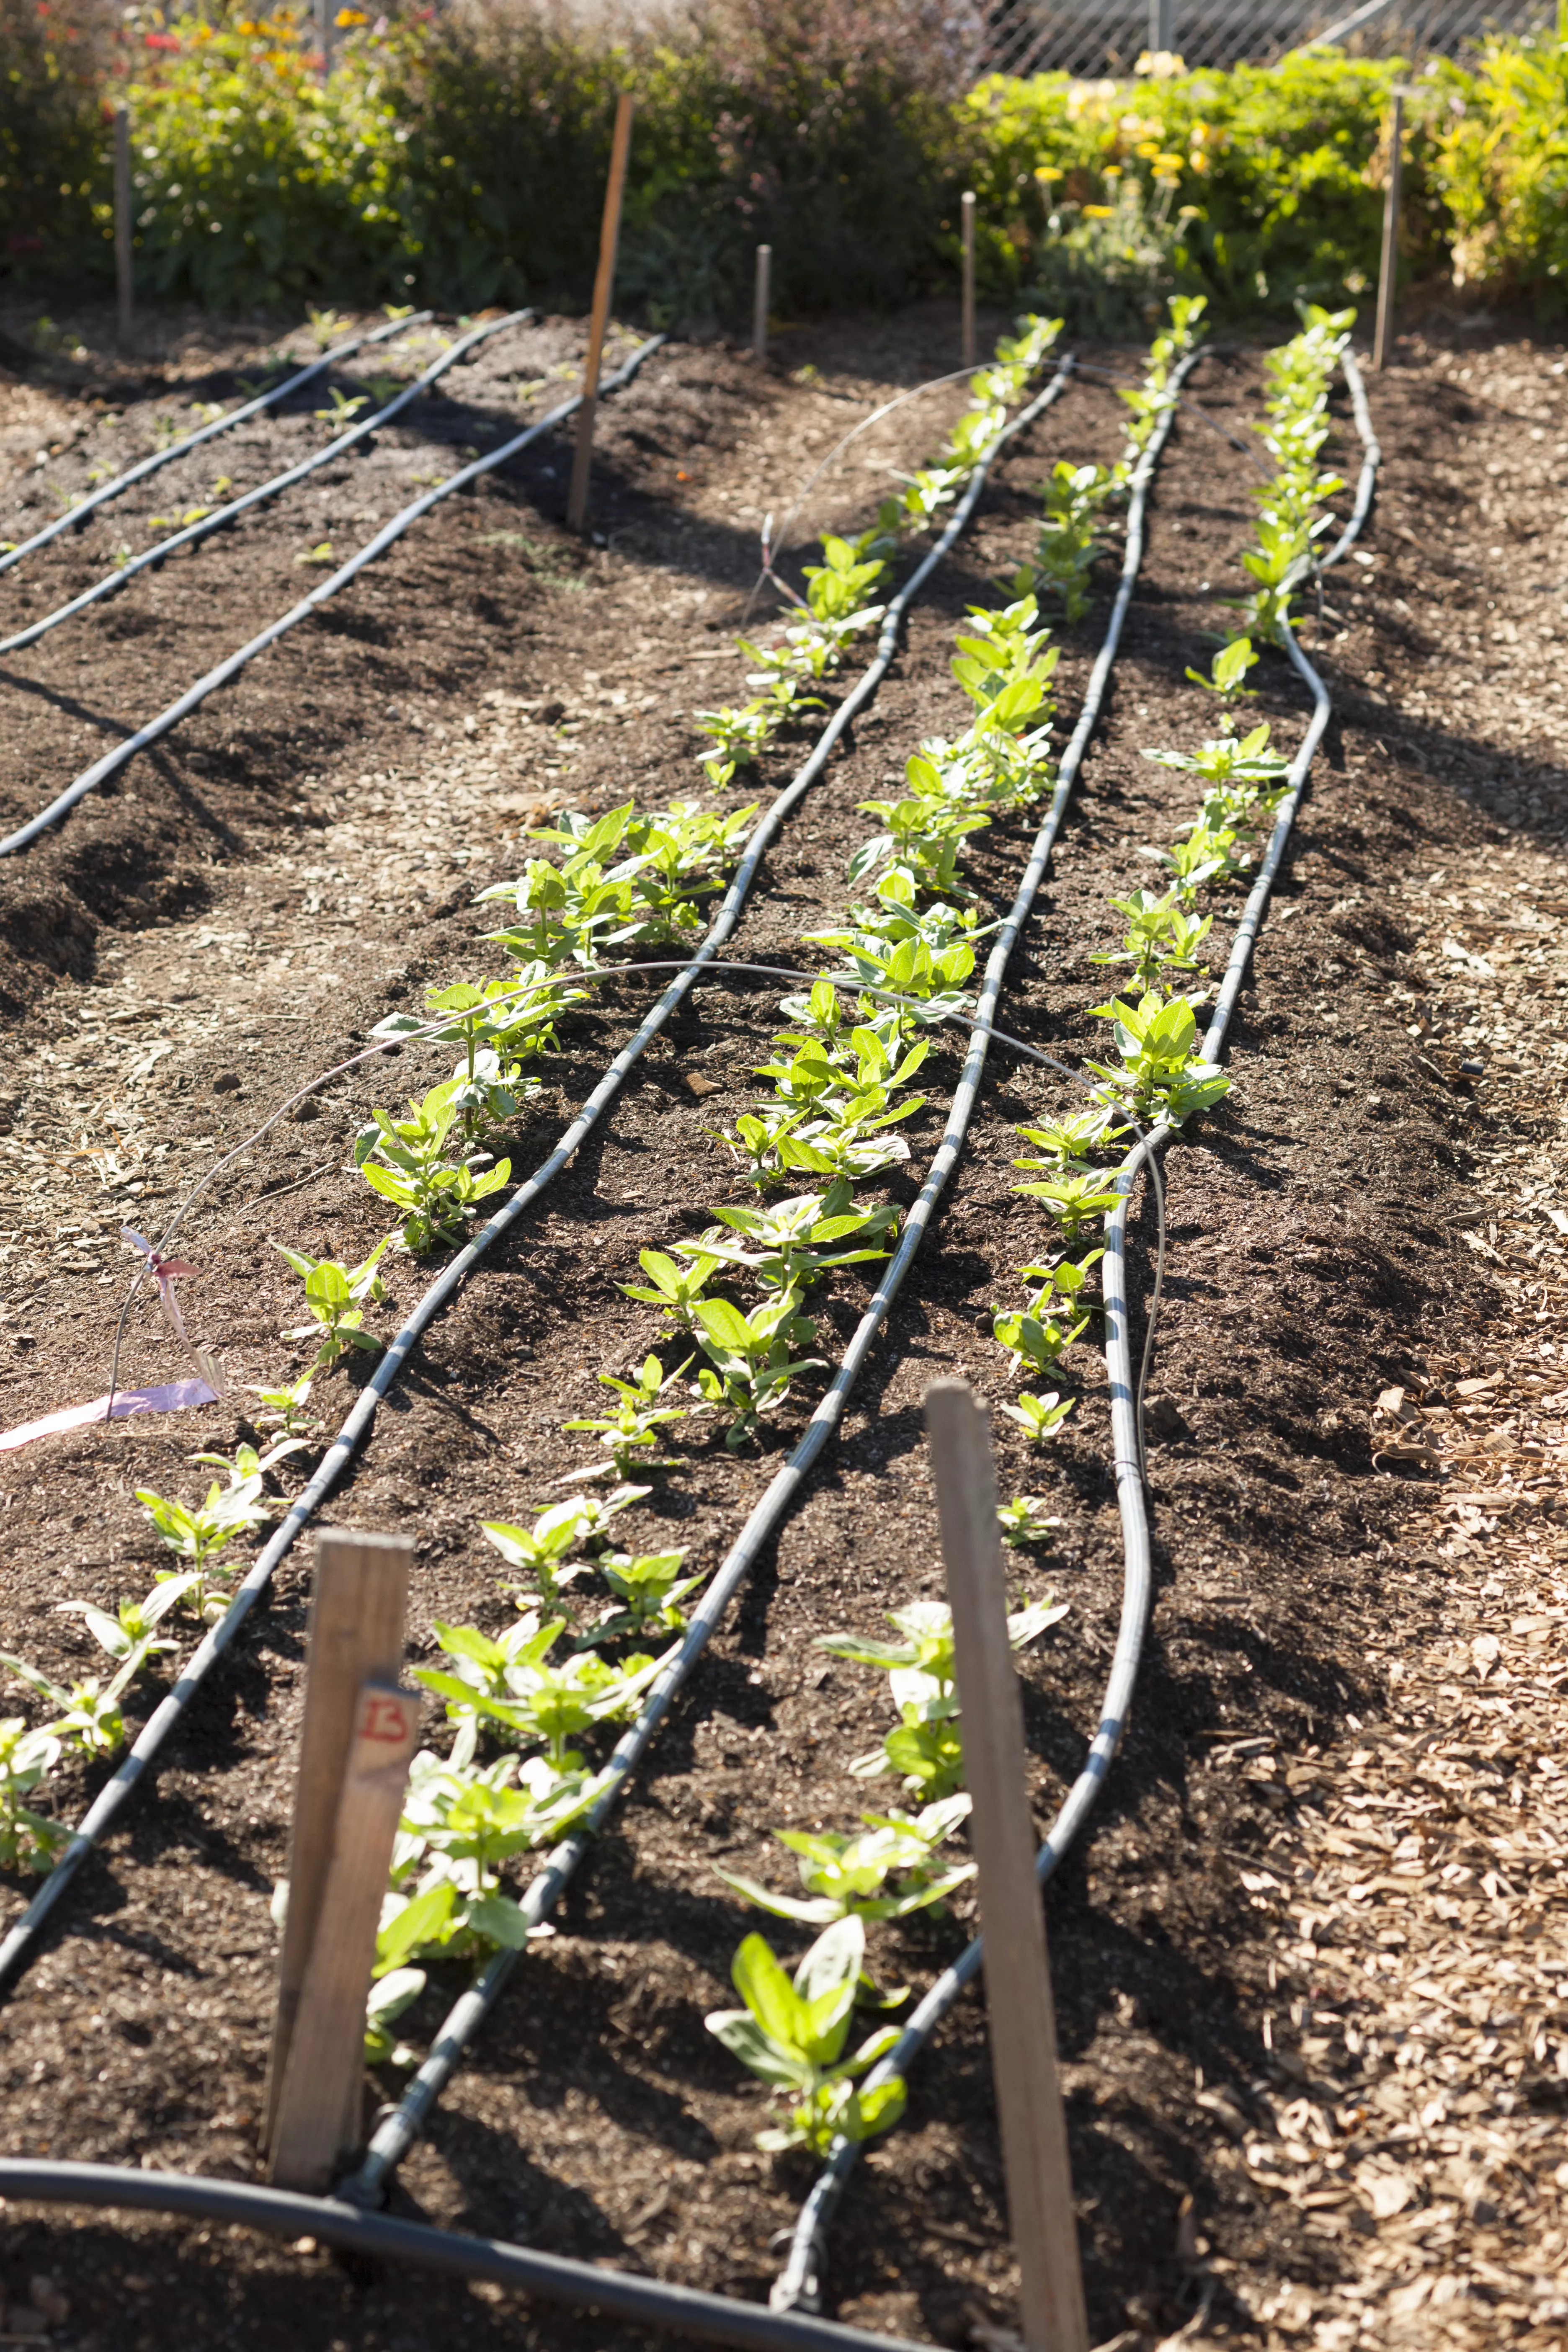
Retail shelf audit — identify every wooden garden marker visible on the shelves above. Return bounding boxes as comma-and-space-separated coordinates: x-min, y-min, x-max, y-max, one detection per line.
113, 107, 133, 350
566, 91, 635, 535
753, 243, 772, 365
1373, 88, 1405, 373
268, 1680, 420, 2192
960, 190, 977, 370
925, 1380, 1089, 2352
263, 1526, 412, 2171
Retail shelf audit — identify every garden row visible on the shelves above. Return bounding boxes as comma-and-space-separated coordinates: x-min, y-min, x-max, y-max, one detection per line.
0, 299, 1372, 2337
3, 0, 1566, 324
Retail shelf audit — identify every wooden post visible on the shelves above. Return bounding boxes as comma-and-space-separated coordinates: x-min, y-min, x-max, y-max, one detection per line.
960, 191, 977, 371
753, 243, 772, 365
268, 1681, 420, 2192
566, 92, 634, 536
315, 0, 335, 78
925, 1380, 1089, 2352
1372, 88, 1405, 374
263, 1526, 412, 2158
113, 107, 133, 351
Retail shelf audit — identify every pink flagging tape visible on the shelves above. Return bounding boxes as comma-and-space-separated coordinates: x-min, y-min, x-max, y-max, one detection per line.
0, 1379, 219, 1452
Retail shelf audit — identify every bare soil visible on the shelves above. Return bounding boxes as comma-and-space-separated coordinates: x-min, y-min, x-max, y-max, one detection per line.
0, 295, 1563, 2352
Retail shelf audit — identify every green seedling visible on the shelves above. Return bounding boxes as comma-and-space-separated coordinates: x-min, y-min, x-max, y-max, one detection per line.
823, 1594, 1065, 1798
562, 1354, 691, 1476
997, 1497, 1063, 1547
680, 1181, 897, 1297
480, 1487, 647, 1604
999, 1389, 1077, 1444
56, 1573, 196, 1669
991, 1287, 1088, 1382
364, 1964, 426, 2066
704, 1915, 906, 2158
582, 1550, 706, 1643
1012, 1166, 1125, 1243
1090, 887, 1214, 993
1085, 990, 1231, 1127
622, 1248, 721, 1329
1186, 634, 1258, 713
354, 1080, 512, 1253
0, 1650, 137, 1759
248, 1371, 318, 1436
271, 1234, 393, 1366
1011, 1107, 1128, 1173
691, 1291, 826, 1447
372, 977, 566, 1130
0, 1718, 66, 1872
308, 307, 349, 348
717, 1794, 974, 1925
418, 1634, 668, 1767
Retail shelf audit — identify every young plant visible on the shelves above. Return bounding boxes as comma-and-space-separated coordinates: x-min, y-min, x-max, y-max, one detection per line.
271, 1235, 393, 1367
247, 1370, 319, 1436
0, 1719, 66, 1872
354, 1081, 512, 1253
997, 1497, 1063, 1547
0, 1650, 139, 1759
418, 1629, 668, 1767
704, 1914, 906, 2157
622, 1248, 720, 1329
823, 1595, 1066, 1798
562, 1354, 692, 1477
1085, 990, 1231, 1127
480, 1487, 647, 1604
680, 1181, 897, 1297
691, 1291, 826, 1447
582, 1550, 706, 1643
1089, 888, 1213, 994
716, 1794, 975, 1925
999, 1389, 1077, 1444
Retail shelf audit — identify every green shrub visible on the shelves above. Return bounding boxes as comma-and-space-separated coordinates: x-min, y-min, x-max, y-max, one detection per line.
3, 3, 1568, 327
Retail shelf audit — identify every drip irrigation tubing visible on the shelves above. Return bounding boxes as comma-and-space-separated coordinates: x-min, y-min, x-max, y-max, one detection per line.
771, 346, 1381, 2318
0, 308, 531, 658
0, 358, 1078, 1996
340, 344, 1199, 2207
0, 2161, 928, 2352
0, 311, 431, 580
0, 330, 661, 860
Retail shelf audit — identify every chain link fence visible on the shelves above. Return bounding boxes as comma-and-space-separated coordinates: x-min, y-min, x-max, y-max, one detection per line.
980, 0, 1555, 80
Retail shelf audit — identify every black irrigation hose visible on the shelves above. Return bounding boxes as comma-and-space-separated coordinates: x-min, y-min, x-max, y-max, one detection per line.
775, 345, 1381, 2319
0, 2161, 928, 2352
0, 361, 1075, 1998
0, 331, 660, 859
0, 311, 431, 579
0, 309, 527, 658
343, 346, 1197, 2208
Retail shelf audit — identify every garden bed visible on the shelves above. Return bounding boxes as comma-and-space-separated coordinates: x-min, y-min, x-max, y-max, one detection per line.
0, 297, 1561, 2352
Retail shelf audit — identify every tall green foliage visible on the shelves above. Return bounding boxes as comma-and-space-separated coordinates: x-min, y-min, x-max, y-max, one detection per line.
2, 3, 1567, 323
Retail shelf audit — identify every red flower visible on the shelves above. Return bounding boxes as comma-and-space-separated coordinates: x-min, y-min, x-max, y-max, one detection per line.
144, 30, 180, 49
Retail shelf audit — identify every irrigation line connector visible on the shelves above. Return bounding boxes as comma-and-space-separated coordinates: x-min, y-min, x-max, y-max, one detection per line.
0, 307, 531, 662
774, 341, 1382, 2320
0, 312, 431, 581
0, 329, 665, 860
0, 359, 1073, 2004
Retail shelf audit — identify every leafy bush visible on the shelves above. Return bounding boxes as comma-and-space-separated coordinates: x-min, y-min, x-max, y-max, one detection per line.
4, 2, 1568, 323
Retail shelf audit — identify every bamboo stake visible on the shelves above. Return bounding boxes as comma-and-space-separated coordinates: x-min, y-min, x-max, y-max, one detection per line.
1373, 88, 1405, 374
960, 191, 976, 371
566, 92, 634, 535
925, 1379, 1088, 2352
263, 1526, 411, 2155
268, 1681, 421, 2192
113, 107, 133, 351
753, 243, 772, 365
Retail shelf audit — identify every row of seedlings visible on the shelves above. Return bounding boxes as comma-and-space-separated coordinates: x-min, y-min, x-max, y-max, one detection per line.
0, 317, 1071, 1992
271, 324, 1084, 2061
598, 305, 1213, 2162
761, 306, 1365, 2238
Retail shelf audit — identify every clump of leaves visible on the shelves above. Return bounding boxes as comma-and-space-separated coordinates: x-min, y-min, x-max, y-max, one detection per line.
821, 1596, 1066, 1799
717, 1794, 974, 1925
704, 1914, 907, 2158
353, 1080, 512, 1253
272, 1234, 393, 1367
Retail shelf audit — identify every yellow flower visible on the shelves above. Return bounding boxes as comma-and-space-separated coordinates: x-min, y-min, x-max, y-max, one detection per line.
1082, 204, 1114, 218
335, 7, 368, 21
1034, 164, 1064, 182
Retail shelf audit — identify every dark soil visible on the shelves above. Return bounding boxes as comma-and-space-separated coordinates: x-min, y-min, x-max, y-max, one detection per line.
0, 295, 1562, 2352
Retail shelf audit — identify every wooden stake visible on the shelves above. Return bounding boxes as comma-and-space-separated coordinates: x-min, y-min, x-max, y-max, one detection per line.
113, 106, 133, 351
925, 1380, 1088, 2352
753, 243, 772, 365
960, 190, 977, 371
268, 1681, 420, 2192
263, 1526, 411, 2155
1372, 88, 1405, 374
566, 92, 634, 536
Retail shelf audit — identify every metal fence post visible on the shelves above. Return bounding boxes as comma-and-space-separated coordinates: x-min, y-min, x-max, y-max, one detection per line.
113, 106, 133, 349
1372, 88, 1405, 372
